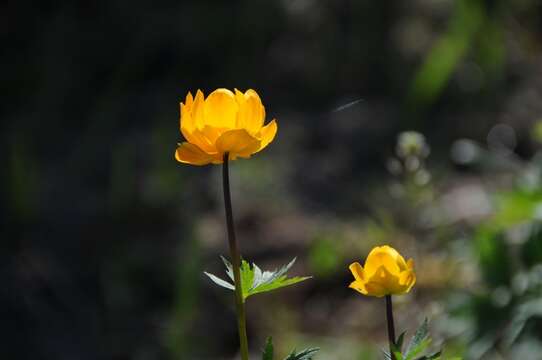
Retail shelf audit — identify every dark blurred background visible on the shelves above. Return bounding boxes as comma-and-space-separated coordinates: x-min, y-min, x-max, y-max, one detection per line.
3, 0, 542, 359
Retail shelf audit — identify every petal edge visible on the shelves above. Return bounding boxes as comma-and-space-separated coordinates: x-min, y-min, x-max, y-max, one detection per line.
175, 142, 215, 166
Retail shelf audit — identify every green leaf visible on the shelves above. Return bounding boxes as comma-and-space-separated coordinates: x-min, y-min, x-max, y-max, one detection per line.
474, 229, 512, 287
241, 259, 255, 297
382, 350, 392, 360
382, 348, 403, 360
284, 347, 319, 360
504, 298, 542, 347
387, 320, 445, 360
416, 351, 441, 360
245, 258, 311, 300
396, 331, 406, 353
405, 319, 429, 359
220, 255, 234, 281
252, 258, 297, 288
204, 257, 311, 301
203, 271, 235, 290
390, 336, 405, 360
405, 339, 431, 360
262, 337, 274, 360
249, 276, 311, 297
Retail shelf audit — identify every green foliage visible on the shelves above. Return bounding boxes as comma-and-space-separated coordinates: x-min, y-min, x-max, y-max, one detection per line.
396, 332, 406, 352
504, 298, 542, 347
489, 189, 542, 230
449, 139, 542, 358
385, 320, 451, 360
165, 237, 202, 358
533, 121, 542, 143
204, 257, 311, 301
262, 337, 274, 360
408, 0, 484, 111
474, 230, 512, 287
521, 223, 542, 267
308, 237, 342, 277
284, 348, 320, 360
261, 337, 319, 360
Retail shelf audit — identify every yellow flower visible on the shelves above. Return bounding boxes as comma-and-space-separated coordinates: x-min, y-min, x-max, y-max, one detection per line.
174, 88, 278, 165
349, 245, 416, 297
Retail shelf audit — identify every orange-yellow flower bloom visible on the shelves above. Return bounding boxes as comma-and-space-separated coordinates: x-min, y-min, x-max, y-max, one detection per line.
349, 245, 416, 297
174, 88, 278, 165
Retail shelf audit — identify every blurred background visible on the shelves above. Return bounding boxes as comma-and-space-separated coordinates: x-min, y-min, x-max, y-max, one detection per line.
3, 0, 542, 359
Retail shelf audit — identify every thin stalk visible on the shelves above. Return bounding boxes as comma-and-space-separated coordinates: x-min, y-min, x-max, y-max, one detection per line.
385, 295, 396, 360
222, 152, 249, 360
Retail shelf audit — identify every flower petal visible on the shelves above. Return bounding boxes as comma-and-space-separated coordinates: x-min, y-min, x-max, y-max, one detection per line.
180, 92, 196, 136
184, 91, 194, 108
180, 127, 217, 154
349, 280, 368, 295
256, 119, 277, 152
180, 91, 194, 122
236, 89, 265, 133
180, 103, 192, 133
399, 269, 416, 289
365, 265, 404, 296
215, 129, 260, 158
349, 262, 365, 282
175, 142, 215, 166
376, 245, 408, 270
191, 89, 206, 129
201, 125, 225, 144
363, 281, 388, 297
204, 88, 238, 129
364, 247, 401, 277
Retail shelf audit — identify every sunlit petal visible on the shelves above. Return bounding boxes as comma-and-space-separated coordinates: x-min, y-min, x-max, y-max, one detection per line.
256, 119, 277, 152
236, 89, 265, 133
204, 88, 238, 129
349, 262, 365, 282
349, 280, 368, 295
364, 248, 401, 277
215, 129, 260, 157
175, 142, 215, 166
192, 89, 206, 129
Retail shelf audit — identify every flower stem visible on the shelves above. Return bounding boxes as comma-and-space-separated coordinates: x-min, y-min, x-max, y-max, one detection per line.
222, 152, 249, 360
385, 295, 396, 360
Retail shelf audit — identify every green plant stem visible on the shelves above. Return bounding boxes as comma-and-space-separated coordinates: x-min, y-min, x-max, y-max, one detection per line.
385, 295, 396, 360
222, 152, 249, 360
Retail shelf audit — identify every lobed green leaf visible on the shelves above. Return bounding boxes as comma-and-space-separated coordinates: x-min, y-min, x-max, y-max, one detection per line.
405, 318, 429, 359
204, 257, 311, 301
405, 338, 431, 360
240, 259, 255, 297
203, 271, 235, 290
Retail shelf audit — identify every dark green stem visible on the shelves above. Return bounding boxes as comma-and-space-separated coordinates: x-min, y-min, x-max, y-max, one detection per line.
222, 152, 249, 360
386, 295, 396, 360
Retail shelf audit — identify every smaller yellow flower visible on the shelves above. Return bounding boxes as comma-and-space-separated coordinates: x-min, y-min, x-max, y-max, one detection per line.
349, 245, 416, 297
